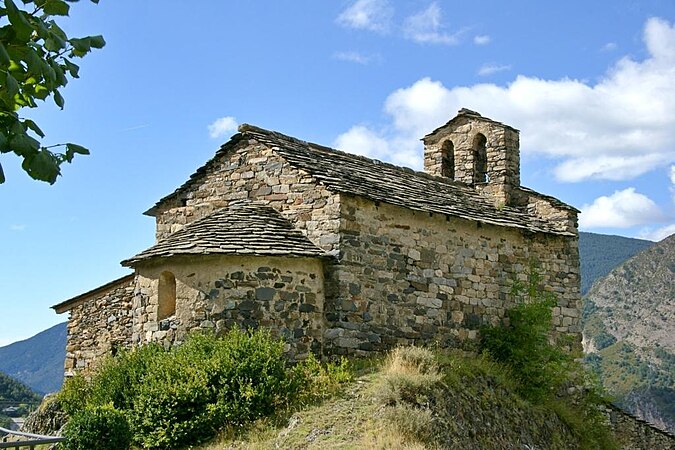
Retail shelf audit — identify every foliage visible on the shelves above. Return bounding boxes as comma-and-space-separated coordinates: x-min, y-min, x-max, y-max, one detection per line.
480, 269, 569, 401
61, 404, 131, 450
0, 370, 41, 405
291, 353, 353, 405
59, 329, 353, 449
373, 347, 614, 450
0, 0, 105, 184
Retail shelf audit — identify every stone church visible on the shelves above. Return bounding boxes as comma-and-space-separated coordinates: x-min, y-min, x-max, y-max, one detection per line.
53, 109, 581, 376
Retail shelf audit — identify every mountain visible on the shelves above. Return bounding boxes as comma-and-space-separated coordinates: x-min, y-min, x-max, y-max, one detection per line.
0, 370, 41, 427
578, 231, 654, 295
0, 322, 66, 395
582, 233, 675, 433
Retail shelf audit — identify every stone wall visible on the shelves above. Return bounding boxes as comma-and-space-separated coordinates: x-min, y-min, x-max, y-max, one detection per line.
64, 279, 134, 376
424, 115, 520, 207
323, 194, 580, 355
153, 138, 341, 253
606, 405, 675, 449
132, 255, 325, 359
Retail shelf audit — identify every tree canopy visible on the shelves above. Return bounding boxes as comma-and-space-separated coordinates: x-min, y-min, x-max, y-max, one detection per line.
0, 0, 104, 184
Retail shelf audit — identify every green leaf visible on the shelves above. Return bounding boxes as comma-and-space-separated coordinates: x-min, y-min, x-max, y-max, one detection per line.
33, 84, 49, 99
69, 37, 91, 54
5, 0, 33, 42
66, 142, 89, 155
43, 1, 70, 16
53, 89, 64, 108
0, 42, 10, 68
6, 73, 19, 98
88, 34, 105, 48
49, 60, 67, 85
63, 58, 79, 78
24, 149, 60, 184
11, 132, 40, 156
0, 132, 8, 150
23, 119, 45, 138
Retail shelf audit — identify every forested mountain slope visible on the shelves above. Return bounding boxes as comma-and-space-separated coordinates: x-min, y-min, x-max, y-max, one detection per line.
578, 232, 654, 295
582, 233, 675, 433
0, 322, 66, 395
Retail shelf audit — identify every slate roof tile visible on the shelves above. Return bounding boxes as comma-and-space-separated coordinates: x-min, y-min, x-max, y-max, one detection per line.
146, 124, 576, 236
122, 202, 326, 266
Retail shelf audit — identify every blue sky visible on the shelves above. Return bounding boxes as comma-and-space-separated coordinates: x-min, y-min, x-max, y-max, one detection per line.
1, 0, 675, 346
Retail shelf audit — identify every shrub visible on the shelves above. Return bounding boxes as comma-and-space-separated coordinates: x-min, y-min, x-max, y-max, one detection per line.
61, 404, 131, 450
480, 269, 572, 401
377, 347, 441, 408
57, 329, 354, 449
292, 353, 353, 405
129, 330, 297, 448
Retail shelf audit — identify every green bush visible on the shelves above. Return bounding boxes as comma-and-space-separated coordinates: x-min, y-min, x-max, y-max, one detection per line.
480, 270, 568, 401
58, 329, 352, 449
129, 330, 297, 449
61, 404, 131, 450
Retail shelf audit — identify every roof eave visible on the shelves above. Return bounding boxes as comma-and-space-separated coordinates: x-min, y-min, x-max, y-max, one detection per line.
52, 273, 135, 314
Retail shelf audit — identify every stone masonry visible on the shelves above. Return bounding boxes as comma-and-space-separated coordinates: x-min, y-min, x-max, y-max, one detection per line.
131, 255, 325, 360
54, 109, 581, 366
54, 275, 135, 376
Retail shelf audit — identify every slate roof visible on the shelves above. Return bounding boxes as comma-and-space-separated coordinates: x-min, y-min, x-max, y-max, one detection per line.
424, 108, 519, 140
145, 124, 577, 236
122, 202, 326, 266
52, 273, 135, 314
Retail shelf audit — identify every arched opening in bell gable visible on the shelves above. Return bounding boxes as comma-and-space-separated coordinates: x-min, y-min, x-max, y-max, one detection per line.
441, 140, 455, 179
473, 133, 488, 183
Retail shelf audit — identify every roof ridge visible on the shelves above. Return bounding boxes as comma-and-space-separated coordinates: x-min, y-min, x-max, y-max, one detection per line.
239, 123, 477, 191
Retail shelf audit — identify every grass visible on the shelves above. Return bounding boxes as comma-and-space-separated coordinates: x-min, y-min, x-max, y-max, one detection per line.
197, 347, 617, 450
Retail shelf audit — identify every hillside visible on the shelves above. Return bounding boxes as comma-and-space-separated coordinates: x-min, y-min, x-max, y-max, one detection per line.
578, 232, 654, 295
0, 322, 66, 395
582, 233, 675, 433
0, 371, 41, 427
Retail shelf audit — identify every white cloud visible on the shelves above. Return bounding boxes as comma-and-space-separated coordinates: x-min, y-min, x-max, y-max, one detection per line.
336, 0, 393, 33
601, 42, 617, 52
670, 165, 675, 204
333, 125, 424, 169
334, 17, 675, 182
637, 223, 675, 241
403, 2, 463, 45
333, 51, 376, 65
474, 35, 491, 45
579, 188, 665, 228
9, 224, 25, 231
207, 116, 238, 139
477, 63, 512, 76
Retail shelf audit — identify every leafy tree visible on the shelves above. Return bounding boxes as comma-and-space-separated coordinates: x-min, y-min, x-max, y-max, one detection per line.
0, 0, 104, 184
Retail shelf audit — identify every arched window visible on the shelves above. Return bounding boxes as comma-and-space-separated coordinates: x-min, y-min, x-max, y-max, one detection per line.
473, 133, 488, 183
441, 140, 454, 179
158, 271, 176, 320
